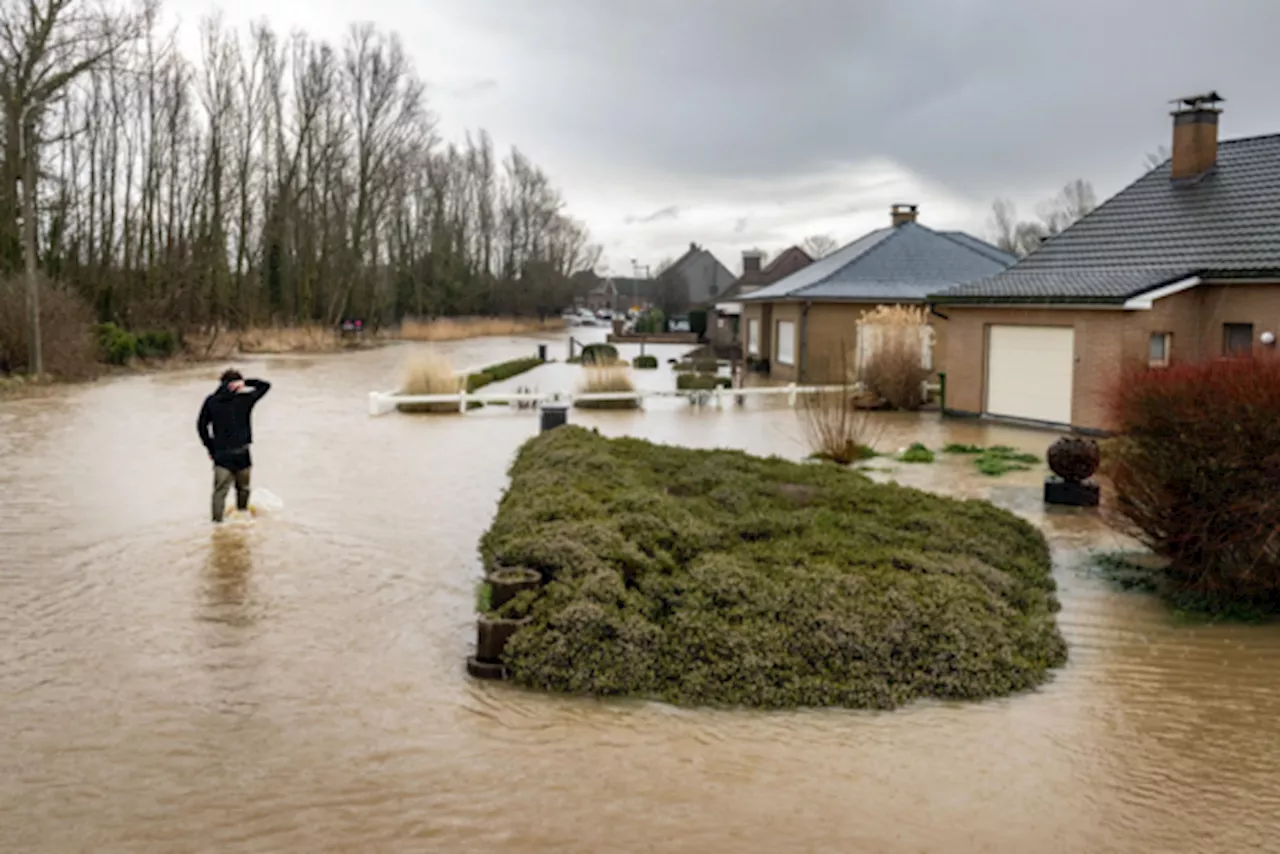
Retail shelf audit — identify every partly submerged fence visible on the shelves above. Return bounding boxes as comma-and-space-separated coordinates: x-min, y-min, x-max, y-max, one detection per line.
367, 382, 940, 416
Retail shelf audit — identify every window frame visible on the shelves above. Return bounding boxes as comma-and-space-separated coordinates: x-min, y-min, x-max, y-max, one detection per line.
1148, 332, 1172, 368
776, 320, 796, 366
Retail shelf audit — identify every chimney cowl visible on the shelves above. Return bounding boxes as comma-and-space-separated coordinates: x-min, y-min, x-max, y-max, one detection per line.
1170, 92, 1224, 181
891, 204, 918, 226
742, 250, 763, 274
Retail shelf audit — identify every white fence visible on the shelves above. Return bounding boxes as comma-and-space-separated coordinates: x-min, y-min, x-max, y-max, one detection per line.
367, 383, 874, 416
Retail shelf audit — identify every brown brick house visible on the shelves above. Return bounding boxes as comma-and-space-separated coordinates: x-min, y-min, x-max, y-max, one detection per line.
739, 206, 1015, 382
933, 93, 1280, 434
709, 246, 813, 351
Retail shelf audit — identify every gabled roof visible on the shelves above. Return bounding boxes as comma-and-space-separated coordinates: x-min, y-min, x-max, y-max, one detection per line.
716, 246, 814, 303
936, 133, 1280, 304
740, 223, 1015, 303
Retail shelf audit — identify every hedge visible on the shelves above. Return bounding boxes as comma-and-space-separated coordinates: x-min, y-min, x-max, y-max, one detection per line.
478, 427, 1068, 709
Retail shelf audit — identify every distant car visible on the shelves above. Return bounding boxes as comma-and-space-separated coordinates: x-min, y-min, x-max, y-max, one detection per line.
669, 318, 691, 332
596, 309, 613, 320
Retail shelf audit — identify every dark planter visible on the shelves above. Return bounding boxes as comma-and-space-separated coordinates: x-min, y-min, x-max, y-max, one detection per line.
487, 567, 542, 609
466, 655, 507, 680
476, 614, 532, 662
1044, 476, 1100, 507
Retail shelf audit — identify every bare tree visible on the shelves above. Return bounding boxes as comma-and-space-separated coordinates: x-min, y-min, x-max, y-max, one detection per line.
802, 234, 838, 259
0, 0, 144, 371
1144, 144, 1170, 171
0, 12, 602, 372
989, 179, 1097, 258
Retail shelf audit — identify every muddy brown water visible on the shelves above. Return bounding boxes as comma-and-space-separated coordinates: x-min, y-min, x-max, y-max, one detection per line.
3, 333, 1280, 853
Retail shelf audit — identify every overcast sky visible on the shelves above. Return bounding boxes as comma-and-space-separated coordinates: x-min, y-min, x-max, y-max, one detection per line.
173, 0, 1279, 275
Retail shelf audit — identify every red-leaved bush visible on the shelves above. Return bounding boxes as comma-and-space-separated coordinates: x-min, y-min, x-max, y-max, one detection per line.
1105, 356, 1280, 608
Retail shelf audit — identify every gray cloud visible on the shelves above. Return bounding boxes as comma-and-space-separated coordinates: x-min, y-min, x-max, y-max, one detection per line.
625, 205, 681, 224
431, 0, 1278, 264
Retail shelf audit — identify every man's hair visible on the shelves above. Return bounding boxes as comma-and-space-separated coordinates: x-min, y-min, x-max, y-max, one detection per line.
220, 368, 243, 384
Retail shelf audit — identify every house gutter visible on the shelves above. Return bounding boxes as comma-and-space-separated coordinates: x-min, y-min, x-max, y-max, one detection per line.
927, 302, 949, 321
799, 300, 812, 382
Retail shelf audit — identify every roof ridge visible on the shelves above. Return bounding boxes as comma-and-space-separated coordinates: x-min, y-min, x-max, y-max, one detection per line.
792, 224, 909, 297
1218, 131, 1280, 147
935, 229, 1017, 264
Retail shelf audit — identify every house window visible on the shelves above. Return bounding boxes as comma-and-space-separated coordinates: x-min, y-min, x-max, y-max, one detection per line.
1148, 332, 1172, 367
747, 318, 761, 357
1224, 323, 1254, 356
776, 320, 796, 366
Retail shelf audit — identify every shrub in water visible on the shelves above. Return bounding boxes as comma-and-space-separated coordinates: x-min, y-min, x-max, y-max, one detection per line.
898, 443, 935, 463
676, 373, 730, 391
632, 354, 659, 369
467, 356, 542, 392
858, 305, 932, 410
397, 353, 461, 413
480, 427, 1067, 709
580, 343, 620, 366
575, 366, 638, 410
1104, 356, 1280, 610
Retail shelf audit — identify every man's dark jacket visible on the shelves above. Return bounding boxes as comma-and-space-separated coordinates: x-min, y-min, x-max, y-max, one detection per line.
197, 379, 270, 471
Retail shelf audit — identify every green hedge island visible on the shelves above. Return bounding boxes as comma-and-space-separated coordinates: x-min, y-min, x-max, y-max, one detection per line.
477, 427, 1068, 710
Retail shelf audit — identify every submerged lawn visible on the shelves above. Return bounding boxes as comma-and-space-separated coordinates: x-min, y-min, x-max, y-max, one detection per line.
479, 427, 1067, 710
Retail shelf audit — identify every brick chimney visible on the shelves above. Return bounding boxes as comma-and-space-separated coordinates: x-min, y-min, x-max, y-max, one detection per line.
742, 250, 763, 274
891, 204, 918, 226
1170, 91, 1224, 180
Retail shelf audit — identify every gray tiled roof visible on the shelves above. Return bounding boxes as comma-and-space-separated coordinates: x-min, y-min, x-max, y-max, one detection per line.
740, 223, 1015, 303
936, 133, 1280, 303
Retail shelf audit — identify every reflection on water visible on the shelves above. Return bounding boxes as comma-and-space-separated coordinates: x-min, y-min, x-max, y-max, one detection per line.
203, 526, 255, 623
2, 331, 1279, 853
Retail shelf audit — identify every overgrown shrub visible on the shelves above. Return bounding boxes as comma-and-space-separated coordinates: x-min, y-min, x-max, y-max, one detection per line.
858, 305, 931, 410
675, 357, 719, 374
1104, 357, 1280, 610
676, 373, 731, 391
632, 354, 659, 369
95, 322, 138, 365
136, 330, 178, 359
480, 427, 1068, 709
397, 353, 461, 413
634, 309, 665, 334
0, 277, 97, 377
580, 343, 620, 366
575, 366, 638, 410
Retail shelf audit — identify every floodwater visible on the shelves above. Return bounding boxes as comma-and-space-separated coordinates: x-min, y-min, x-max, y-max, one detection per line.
3, 332, 1280, 853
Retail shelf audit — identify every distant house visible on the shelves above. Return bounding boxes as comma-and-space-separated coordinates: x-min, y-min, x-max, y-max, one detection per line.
656, 242, 736, 312
709, 247, 814, 351
584, 276, 657, 312
932, 93, 1280, 433
740, 206, 1015, 382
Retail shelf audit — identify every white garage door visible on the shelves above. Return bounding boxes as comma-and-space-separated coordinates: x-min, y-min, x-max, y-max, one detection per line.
986, 325, 1074, 424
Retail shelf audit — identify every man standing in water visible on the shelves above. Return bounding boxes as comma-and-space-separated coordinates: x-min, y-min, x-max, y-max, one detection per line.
197, 369, 271, 522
